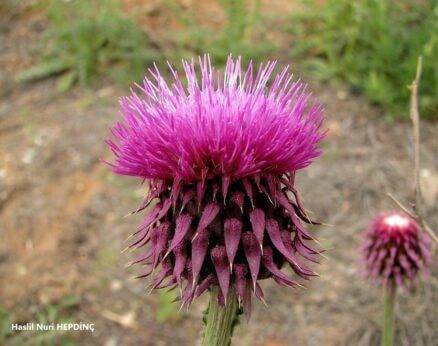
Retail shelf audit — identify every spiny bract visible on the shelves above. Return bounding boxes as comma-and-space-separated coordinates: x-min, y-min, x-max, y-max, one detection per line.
106, 55, 326, 317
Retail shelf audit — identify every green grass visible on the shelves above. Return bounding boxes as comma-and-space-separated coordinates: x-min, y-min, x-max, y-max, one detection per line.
290, 0, 437, 119
17, 0, 161, 90
0, 306, 15, 341
1, 295, 80, 345
163, 0, 275, 65
156, 290, 179, 323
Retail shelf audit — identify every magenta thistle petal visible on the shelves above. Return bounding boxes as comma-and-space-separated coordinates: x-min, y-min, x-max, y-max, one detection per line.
109, 56, 325, 182
107, 55, 326, 316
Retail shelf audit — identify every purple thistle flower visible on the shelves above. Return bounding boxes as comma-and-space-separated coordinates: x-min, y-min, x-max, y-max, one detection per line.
359, 211, 433, 290
106, 55, 326, 317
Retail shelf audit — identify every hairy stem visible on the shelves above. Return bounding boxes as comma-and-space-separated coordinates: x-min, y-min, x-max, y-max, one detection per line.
381, 284, 396, 346
202, 287, 239, 346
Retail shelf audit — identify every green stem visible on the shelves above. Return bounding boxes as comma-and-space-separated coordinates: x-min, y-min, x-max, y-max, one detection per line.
381, 284, 396, 346
202, 287, 239, 346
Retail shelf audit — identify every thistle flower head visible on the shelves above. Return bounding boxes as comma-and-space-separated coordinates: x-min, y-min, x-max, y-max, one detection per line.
360, 211, 432, 290
106, 55, 326, 317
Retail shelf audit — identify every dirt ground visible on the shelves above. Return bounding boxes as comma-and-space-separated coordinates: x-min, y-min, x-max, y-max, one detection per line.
0, 2, 437, 346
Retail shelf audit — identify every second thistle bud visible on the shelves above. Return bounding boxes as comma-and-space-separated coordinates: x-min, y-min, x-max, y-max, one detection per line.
360, 211, 432, 290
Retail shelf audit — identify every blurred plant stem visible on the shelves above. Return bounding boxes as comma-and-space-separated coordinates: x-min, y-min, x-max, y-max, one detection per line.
202, 287, 239, 346
386, 56, 438, 246
381, 284, 396, 346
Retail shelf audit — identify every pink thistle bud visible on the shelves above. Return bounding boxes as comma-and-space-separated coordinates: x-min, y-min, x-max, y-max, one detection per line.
106, 55, 326, 317
360, 211, 433, 290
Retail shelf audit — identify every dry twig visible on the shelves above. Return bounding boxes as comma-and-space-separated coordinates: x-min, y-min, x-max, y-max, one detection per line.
387, 56, 438, 245
386, 193, 416, 220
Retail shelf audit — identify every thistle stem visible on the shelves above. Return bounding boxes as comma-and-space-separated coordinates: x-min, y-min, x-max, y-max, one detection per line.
381, 284, 396, 346
202, 287, 239, 346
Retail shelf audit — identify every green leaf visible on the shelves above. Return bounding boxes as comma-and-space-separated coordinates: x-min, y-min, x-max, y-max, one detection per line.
57, 71, 78, 92
16, 59, 71, 82
60, 295, 81, 308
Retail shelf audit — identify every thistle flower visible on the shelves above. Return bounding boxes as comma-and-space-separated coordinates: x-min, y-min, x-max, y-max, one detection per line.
106, 55, 326, 315
360, 211, 432, 290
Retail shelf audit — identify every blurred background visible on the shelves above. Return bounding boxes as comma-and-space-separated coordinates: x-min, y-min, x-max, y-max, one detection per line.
0, 0, 437, 345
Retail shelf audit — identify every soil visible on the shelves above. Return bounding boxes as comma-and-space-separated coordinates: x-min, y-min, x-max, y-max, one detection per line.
0, 1, 437, 345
